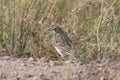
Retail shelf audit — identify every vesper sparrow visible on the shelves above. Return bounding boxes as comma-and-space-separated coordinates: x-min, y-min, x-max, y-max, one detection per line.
48, 25, 73, 58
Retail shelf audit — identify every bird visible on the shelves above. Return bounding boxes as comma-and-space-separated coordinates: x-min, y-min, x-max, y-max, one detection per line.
47, 25, 73, 58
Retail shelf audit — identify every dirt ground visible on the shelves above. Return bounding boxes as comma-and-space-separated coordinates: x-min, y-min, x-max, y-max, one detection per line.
0, 56, 120, 80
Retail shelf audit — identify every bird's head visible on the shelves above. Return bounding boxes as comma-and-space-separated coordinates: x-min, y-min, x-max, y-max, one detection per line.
47, 25, 63, 34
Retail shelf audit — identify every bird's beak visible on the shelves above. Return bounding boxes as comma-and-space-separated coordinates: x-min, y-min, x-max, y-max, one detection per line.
46, 29, 50, 33
46, 28, 52, 35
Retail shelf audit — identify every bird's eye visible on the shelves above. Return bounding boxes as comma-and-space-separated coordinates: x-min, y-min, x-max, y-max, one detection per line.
54, 27, 57, 30
54, 27, 59, 33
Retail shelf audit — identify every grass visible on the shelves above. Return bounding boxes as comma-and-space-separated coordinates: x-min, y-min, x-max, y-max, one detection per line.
0, 0, 120, 61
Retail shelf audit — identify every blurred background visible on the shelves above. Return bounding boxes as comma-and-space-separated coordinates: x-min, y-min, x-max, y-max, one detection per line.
0, 0, 120, 61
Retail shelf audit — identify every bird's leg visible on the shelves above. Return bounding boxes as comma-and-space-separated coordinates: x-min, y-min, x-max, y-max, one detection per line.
58, 55, 68, 61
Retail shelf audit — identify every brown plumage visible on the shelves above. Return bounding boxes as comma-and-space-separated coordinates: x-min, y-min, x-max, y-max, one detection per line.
48, 25, 72, 57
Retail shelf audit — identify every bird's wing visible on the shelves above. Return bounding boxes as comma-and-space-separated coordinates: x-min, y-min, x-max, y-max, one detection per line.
53, 32, 72, 53
61, 32, 72, 48
54, 42, 72, 54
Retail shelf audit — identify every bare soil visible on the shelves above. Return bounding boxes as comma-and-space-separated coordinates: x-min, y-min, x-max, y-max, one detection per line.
0, 56, 120, 80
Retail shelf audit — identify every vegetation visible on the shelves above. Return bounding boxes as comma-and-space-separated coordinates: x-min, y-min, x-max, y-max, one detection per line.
0, 0, 120, 61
